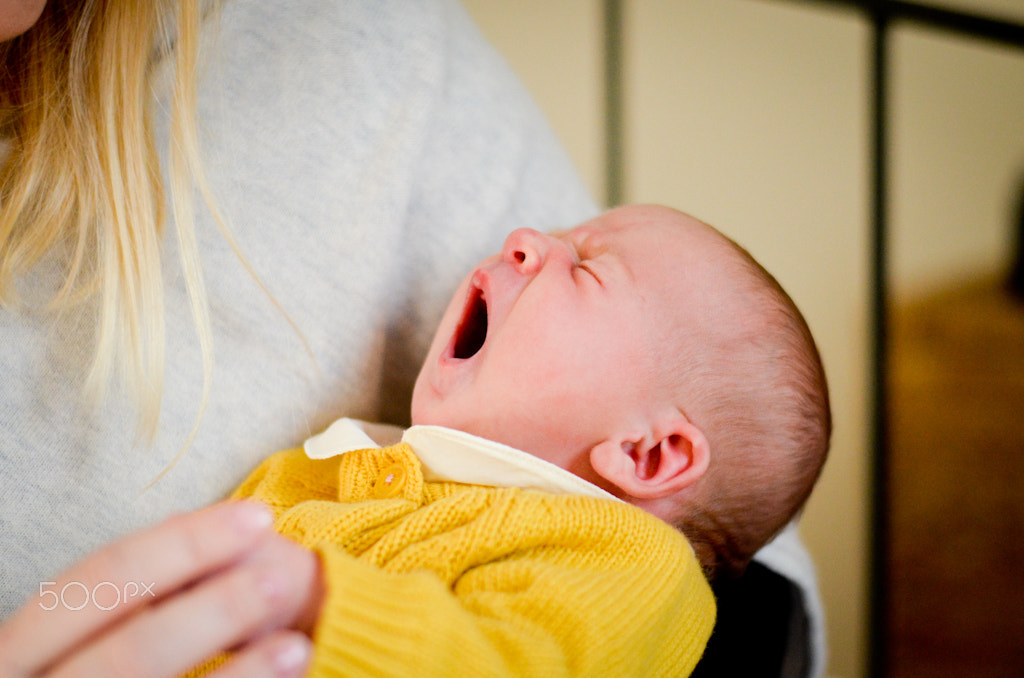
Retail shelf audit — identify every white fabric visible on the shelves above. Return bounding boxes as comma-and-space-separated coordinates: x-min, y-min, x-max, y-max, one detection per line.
304, 417, 404, 456
0, 0, 596, 617
304, 418, 619, 501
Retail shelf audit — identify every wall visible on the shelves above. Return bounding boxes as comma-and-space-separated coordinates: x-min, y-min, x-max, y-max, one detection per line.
890, 18, 1024, 298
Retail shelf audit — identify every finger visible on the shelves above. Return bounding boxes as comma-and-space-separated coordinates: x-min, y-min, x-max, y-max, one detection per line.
44, 534, 318, 678
207, 632, 312, 678
1, 500, 273, 675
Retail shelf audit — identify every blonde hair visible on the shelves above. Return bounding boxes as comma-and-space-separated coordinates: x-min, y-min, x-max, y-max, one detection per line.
0, 0, 224, 442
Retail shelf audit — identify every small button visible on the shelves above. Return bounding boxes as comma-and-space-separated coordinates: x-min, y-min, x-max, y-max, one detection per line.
372, 464, 407, 499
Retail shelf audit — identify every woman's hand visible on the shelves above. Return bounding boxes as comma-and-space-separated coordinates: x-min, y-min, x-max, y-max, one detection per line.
0, 501, 322, 678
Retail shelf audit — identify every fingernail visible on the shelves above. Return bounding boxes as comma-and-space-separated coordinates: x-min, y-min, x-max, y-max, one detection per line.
273, 637, 311, 677
232, 501, 274, 533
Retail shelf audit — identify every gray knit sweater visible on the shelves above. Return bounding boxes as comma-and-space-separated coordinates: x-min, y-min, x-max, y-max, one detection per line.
0, 0, 596, 616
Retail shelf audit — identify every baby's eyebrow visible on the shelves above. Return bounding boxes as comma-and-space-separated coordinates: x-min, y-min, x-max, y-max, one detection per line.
557, 228, 639, 288
546, 228, 585, 261
581, 230, 639, 286
570, 228, 607, 259
551, 225, 593, 249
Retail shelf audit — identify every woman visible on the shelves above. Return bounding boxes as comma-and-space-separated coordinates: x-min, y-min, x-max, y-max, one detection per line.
0, 1, 596, 675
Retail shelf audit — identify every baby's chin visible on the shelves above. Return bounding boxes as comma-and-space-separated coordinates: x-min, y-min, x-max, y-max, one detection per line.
408, 373, 435, 426
407, 395, 461, 432
409, 405, 506, 447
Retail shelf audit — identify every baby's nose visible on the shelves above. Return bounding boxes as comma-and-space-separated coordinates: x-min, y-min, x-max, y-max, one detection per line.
501, 228, 571, 274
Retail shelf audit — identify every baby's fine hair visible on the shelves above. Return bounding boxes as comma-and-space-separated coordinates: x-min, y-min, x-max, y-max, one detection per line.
669, 230, 831, 580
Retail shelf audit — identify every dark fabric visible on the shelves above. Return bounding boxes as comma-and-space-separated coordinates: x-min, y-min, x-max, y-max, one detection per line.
692, 562, 810, 678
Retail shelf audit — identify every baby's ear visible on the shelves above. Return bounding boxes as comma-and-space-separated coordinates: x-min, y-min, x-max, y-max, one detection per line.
589, 418, 710, 500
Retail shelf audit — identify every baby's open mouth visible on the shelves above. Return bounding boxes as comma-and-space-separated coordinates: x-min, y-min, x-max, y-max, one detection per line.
452, 284, 488, 360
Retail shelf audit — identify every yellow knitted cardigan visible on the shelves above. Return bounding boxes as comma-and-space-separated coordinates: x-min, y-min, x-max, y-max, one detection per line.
202, 442, 715, 677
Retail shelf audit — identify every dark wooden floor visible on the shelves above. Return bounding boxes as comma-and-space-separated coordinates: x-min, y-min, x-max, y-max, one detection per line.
887, 277, 1024, 677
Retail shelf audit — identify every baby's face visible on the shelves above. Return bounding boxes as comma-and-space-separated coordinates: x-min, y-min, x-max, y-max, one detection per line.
411, 205, 715, 475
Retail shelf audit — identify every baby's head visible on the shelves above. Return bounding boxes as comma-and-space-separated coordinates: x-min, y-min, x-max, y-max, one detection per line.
412, 205, 830, 579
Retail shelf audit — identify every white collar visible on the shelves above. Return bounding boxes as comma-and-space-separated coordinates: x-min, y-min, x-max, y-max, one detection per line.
303, 418, 619, 502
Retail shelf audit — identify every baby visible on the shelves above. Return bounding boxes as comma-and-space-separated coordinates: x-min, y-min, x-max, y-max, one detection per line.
212, 204, 830, 677
412, 203, 831, 578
